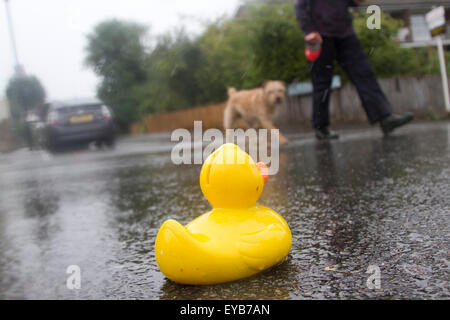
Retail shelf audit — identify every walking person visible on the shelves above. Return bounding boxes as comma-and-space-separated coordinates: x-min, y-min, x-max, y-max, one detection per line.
295, 0, 413, 140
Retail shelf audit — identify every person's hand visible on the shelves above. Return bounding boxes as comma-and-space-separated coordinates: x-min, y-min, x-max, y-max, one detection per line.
304, 32, 323, 45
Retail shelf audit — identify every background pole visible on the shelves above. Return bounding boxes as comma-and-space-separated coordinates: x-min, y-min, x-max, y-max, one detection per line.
436, 35, 450, 112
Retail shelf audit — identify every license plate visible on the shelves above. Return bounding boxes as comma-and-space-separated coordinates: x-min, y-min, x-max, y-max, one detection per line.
70, 114, 93, 123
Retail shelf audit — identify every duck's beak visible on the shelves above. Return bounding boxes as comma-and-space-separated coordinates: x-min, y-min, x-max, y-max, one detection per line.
256, 162, 269, 184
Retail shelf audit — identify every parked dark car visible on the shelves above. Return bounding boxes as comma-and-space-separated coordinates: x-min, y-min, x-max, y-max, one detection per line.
44, 98, 115, 151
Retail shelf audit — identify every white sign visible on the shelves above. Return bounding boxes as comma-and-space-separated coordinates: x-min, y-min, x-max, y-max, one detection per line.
425, 6, 446, 36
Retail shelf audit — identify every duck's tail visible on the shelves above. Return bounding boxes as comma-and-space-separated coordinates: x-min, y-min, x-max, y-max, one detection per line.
155, 219, 210, 284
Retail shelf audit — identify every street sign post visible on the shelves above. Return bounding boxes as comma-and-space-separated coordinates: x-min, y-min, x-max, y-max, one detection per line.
426, 6, 450, 113
426, 6, 446, 37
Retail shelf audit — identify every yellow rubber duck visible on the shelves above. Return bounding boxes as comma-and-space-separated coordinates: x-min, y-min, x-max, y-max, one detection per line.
155, 143, 292, 285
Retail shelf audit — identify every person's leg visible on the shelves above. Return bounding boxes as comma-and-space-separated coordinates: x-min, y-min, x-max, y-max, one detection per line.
336, 33, 392, 124
311, 37, 336, 130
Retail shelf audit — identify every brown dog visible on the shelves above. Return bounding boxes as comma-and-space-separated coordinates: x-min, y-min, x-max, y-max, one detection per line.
223, 80, 288, 144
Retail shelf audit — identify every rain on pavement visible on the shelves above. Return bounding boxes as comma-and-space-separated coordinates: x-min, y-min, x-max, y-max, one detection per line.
0, 121, 449, 299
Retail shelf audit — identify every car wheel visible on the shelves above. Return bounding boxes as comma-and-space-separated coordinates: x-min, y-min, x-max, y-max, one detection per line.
104, 137, 116, 149
46, 142, 58, 153
95, 140, 103, 149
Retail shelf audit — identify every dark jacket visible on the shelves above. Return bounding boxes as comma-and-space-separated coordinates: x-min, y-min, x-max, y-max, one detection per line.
294, 0, 358, 38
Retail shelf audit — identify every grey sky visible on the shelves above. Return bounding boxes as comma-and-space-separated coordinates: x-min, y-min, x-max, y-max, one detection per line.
1, 0, 241, 100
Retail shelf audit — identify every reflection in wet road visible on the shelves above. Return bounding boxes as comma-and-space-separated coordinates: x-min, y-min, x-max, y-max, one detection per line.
0, 122, 449, 299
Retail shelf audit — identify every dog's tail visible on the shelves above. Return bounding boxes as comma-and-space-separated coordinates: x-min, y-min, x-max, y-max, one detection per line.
227, 87, 237, 97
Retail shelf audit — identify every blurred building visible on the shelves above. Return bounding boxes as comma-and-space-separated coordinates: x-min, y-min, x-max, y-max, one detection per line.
0, 98, 10, 121
363, 0, 450, 43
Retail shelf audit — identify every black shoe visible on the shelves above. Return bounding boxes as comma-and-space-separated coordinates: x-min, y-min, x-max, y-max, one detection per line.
380, 112, 414, 135
315, 127, 339, 140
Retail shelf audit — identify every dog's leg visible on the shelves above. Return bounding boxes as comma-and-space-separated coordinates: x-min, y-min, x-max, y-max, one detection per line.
260, 117, 288, 145
224, 104, 238, 129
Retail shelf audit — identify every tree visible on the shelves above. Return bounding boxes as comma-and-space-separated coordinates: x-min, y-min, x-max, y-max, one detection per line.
196, 16, 257, 103
6, 75, 46, 122
85, 19, 148, 130
133, 29, 203, 115
153, 30, 204, 108
85, 3, 448, 125
353, 11, 419, 78
244, 3, 429, 84
244, 3, 309, 84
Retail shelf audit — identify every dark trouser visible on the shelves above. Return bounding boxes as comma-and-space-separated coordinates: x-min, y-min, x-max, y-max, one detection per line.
311, 33, 392, 129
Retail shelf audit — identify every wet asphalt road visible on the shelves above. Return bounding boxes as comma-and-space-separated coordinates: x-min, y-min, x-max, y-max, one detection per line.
0, 121, 449, 300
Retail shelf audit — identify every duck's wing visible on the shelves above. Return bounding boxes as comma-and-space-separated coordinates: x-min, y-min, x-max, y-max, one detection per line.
237, 223, 291, 271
